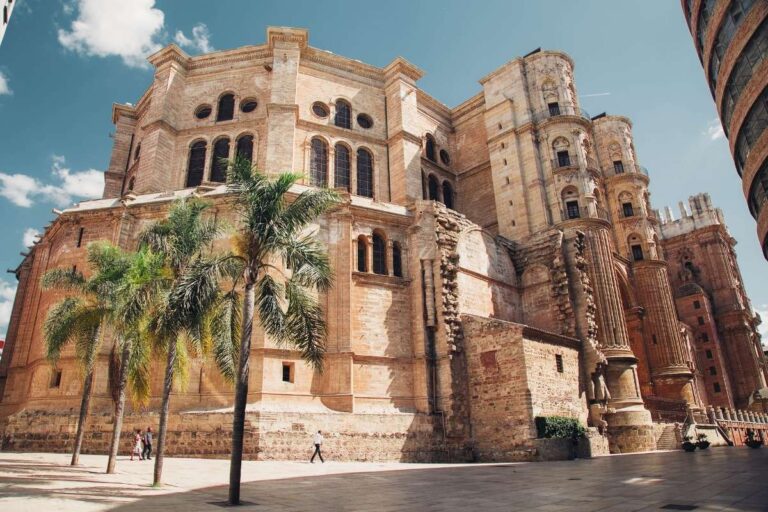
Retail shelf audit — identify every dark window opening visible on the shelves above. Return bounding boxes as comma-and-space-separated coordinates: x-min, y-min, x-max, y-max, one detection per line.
312, 102, 329, 118
50, 370, 62, 388
127, 177, 135, 192
372, 233, 387, 275
334, 144, 350, 191
392, 242, 403, 278
425, 135, 436, 162
440, 149, 451, 166
548, 102, 561, 116
334, 100, 351, 129
566, 200, 580, 219
622, 202, 634, 217
652, 334, 658, 345
557, 150, 571, 167
555, 354, 564, 373
134, 143, 141, 161
631, 244, 644, 261
697, 316, 705, 326
186, 141, 207, 187
282, 363, 294, 383
706, 349, 713, 359
709, 367, 717, 376
310, 138, 328, 187
701, 333, 710, 342
428, 175, 440, 201
236, 135, 254, 163
442, 181, 454, 209
76, 227, 85, 248
195, 105, 212, 119
216, 94, 235, 122
357, 113, 373, 129
713, 382, 721, 393
357, 236, 367, 272
240, 99, 258, 113
356, 148, 373, 198
693, 300, 701, 309
613, 160, 625, 174
210, 138, 230, 183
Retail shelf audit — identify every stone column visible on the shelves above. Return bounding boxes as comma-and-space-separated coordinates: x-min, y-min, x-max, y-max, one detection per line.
633, 260, 696, 406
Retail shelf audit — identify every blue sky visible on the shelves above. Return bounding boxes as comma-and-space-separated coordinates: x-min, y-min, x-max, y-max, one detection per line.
0, 0, 765, 339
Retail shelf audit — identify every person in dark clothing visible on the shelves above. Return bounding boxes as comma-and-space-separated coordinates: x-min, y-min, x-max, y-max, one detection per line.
142, 426, 153, 460
310, 430, 325, 463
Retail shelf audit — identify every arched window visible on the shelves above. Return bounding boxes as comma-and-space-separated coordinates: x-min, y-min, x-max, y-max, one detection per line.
335, 100, 351, 129
442, 181, 454, 209
357, 235, 368, 272
186, 141, 207, 187
357, 148, 373, 198
421, 172, 427, 199
372, 232, 387, 275
310, 138, 328, 187
210, 138, 230, 183
216, 93, 235, 122
334, 144, 350, 191
628, 234, 644, 262
236, 135, 254, 163
561, 186, 580, 220
425, 134, 436, 162
392, 242, 403, 278
134, 142, 141, 161
428, 175, 440, 201
211, 138, 229, 183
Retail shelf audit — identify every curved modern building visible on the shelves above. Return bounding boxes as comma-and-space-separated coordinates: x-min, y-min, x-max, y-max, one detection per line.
682, 0, 768, 259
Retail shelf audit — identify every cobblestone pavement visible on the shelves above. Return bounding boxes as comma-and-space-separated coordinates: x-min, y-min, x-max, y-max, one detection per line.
1, 448, 766, 511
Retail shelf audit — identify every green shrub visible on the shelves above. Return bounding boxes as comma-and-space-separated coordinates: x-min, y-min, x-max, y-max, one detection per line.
535, 416, 586, 439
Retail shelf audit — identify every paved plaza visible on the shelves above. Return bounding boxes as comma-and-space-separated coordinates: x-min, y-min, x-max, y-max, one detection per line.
0, 448, 766, 511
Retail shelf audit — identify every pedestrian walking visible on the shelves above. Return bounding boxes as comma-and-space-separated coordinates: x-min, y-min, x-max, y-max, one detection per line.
130, 429, 143, 461
310, 430, 325, 463
142, 426, 153, 460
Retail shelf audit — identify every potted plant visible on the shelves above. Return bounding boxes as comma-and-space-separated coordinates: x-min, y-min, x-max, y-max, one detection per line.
745, 429, 763, 449
682, 435, 697, 452
696, 433, 710, 450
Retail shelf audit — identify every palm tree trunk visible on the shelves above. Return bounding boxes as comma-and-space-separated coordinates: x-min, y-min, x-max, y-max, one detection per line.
229, 281, 255, 505
71, 370, 94, 466
153, 340, 177, 487
106, 342, 131, 474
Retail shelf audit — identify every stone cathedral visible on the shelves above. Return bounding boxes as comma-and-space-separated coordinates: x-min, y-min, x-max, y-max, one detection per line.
1, 27, 766, 460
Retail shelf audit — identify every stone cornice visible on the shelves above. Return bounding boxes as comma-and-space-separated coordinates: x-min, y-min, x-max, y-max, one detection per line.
383, 57, 424, 84
479, 50, 575, 85
297, 119, 386, 147
111, 103, 137, 124
593, 114, 633, 129
416, 90, 452, 124
147, 44, 190, 70
302, 47, 384, 84
386, 129, 422, 147
451, 92, 486, 126
267, 26, 308, 49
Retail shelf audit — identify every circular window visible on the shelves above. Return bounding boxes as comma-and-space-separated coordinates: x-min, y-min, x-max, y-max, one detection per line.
440, 149, 451, 166
195, 105, 212, 119
357, 113, 373, 129
240, 99, 258, 113
312, 102, 329, 118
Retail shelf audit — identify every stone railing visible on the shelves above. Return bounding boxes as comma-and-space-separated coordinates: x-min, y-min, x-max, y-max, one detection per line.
708, 405, 768, 446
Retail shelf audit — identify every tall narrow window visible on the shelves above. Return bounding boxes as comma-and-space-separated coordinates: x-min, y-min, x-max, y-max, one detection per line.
622, 202, 634, 217
357, 148, 373, 198
713, 382, 721, 393
134, 143, 142, 161
428, 175, 440, 201
693, 300, 701, 309
186, 141, 207, 187
236, 135, 253, 163
335, 100, 351, 129
557, 150, 571, 167
127, 177, 135, 192
555, 354, 564, 373
50, 370, 62, 388
76, 227, 85, 248
392, 242, 403, 278
334, 144, 350, 191
217, 93, 235, 121
425, 134, 436, 162
357, 235, 367, 272
310, 138, 328, 187
613, 160, 625, 174
709, 367, 717, 376
210, 138, 230, 183
566, 200, 580, 219
372, 233, 387, 275
442, 181, 454, 209
548, 102, 561, 117
631, 244, 644, 261
706, 349, 713, 359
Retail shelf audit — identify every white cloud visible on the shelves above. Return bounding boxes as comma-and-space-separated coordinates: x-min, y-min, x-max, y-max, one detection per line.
0, 155, 103, 208
755, 304, 768, 340
705, 118, 725, 141
0, 279, 17, 339
22, 228, 40, 248
0, 71, 11, 95
174, 23, 214, 54
58, 0, 165, 68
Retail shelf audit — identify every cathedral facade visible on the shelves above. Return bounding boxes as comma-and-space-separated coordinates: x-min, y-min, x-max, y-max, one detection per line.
0, 27, 765, 461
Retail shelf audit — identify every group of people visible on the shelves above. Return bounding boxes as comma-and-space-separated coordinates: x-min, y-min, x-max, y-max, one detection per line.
130, 427, 153, 461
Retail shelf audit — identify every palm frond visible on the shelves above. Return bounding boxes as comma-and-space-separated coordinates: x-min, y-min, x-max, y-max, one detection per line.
41, 268, 86, 292
256, 273, 286, 342
283, 279, 326, 370
43, 297, 84, 365
209, 290, 242, 384
280, 235, 333, 292
280, 187, 340, 236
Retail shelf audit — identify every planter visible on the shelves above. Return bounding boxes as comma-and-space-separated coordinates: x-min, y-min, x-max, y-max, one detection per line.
746, 440, 762, 449
696, 441, 710, 450
682, 441, 697, 452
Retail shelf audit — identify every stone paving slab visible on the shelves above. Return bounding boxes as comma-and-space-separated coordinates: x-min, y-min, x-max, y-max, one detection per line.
0, 448, 767, 511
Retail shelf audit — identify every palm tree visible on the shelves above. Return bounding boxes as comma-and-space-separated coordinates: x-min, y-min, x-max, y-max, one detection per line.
137, 198, 240, 487
105, 248, 166, 474
220, 157, 338, 505
42, 242, 132, 466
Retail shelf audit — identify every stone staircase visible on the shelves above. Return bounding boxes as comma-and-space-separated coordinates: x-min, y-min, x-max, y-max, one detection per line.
655, 424, 679, 451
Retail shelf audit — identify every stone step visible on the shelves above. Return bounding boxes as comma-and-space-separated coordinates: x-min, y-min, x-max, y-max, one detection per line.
656, 426, 679, 451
